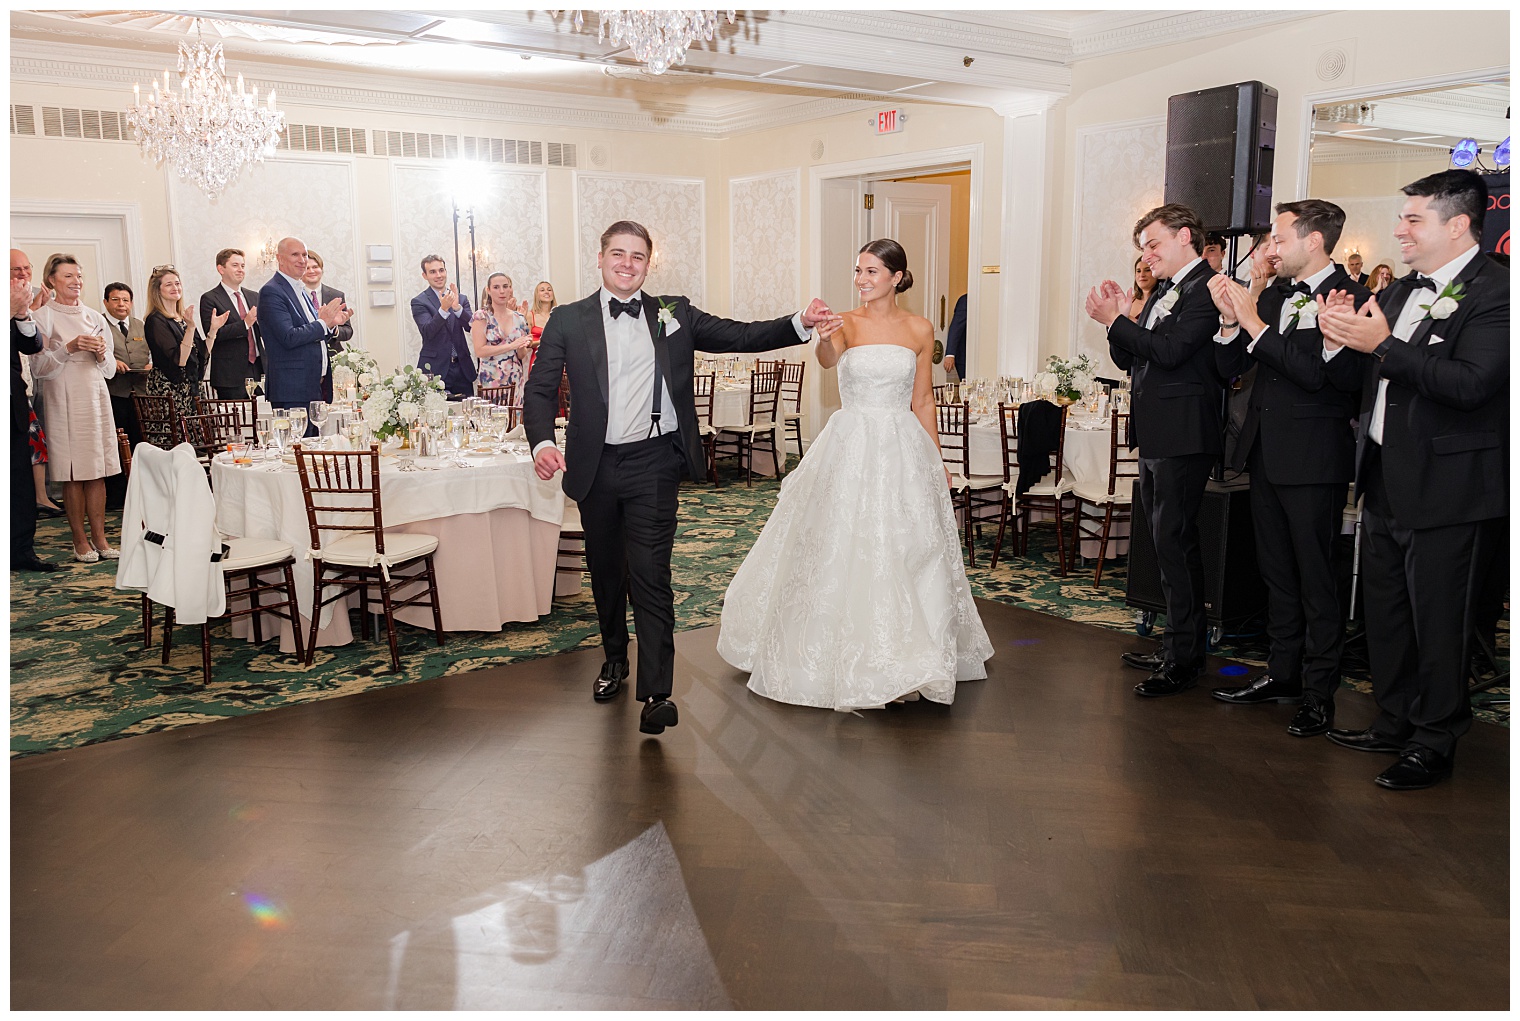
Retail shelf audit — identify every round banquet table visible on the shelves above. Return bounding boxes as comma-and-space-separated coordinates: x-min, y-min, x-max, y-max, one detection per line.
211, 447, 576, 654
711, 380, 783, 477
961, 406, 1130, 560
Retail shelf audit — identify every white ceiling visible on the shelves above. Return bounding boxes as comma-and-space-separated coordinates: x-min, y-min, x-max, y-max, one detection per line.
1312, 80, 1511, 163
12, 9, 1322, 135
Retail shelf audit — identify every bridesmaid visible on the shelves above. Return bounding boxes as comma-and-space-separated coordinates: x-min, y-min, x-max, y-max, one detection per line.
144, 265, 227, 422
471, 273, 532, 395
28, 254, 121, 562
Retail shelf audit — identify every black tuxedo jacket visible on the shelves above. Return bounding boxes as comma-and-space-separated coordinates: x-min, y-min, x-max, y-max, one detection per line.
1107, 260, 1224, 459
523, 291, 801, 502
1214, 266, 1369, 485
12, 318, 42, 433
1354, 252, 1508, 528
200, 285, 264, 389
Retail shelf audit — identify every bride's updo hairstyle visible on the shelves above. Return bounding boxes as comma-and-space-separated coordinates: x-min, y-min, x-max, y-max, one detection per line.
858, 238, 914, 293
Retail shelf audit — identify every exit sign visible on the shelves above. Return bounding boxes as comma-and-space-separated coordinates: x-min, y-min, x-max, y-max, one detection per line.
876, 109, 905, 134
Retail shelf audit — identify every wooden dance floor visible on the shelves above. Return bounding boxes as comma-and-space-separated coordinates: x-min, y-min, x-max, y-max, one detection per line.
11, 601, 1508, 1009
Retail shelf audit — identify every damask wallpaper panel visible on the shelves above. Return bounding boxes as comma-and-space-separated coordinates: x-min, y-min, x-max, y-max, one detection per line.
575, 173, 706, 306
729, 169, 801, 321
1069, 119, 1165, 377
167, 156, 358, 330
391, 164, 548, 370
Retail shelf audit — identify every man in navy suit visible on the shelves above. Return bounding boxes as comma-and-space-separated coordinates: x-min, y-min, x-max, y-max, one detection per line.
259, 237, 351, 418
410, 255, 474, 398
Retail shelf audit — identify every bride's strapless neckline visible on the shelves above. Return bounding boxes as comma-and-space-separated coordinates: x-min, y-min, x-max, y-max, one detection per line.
842, 343, 916, 359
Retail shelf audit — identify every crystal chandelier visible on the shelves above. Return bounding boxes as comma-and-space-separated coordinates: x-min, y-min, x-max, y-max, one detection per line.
126, 24, 285, 198
570, 10, 736, 75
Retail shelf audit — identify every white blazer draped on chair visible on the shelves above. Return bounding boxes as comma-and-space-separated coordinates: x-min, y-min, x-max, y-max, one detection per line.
116, 443, 227, 624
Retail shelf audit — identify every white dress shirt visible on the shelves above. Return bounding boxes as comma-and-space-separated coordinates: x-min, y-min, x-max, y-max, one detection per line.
278, 269, 329, 377
1214, 260, 1336, 352
1144, 256, 1203, 329
1368, 244, 1480, 445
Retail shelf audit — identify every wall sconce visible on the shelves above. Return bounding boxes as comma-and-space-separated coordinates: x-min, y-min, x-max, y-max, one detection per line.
258, 237, 278, 270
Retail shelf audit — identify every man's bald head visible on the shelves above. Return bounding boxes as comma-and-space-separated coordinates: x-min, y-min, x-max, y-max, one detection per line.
11, 249, 32, 286
276, 237, 308, 278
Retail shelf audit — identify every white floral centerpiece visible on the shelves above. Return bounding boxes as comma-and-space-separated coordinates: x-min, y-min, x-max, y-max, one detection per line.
360, 364, 449, 445
1044, 353, 1094, 402
331, 348, 381, 398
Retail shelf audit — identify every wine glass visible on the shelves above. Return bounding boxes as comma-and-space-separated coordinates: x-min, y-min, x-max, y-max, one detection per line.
271, 408, 291, 453
308, 401, 330, 449
490, 405, 511, 449
289, 406, 308, 445
446, 414, 468, 466
255, 415, 273, 459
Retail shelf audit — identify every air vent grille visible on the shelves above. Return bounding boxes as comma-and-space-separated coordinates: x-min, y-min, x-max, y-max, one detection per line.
546, 141, 577, 168
372, 130, 456, 159
461, 135, 543, 165
40, 106, 129, 141
281, 123, 368, 155
11, 104, 36, 136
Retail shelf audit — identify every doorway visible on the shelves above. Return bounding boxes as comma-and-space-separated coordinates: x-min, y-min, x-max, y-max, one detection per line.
10, 201, 144, 308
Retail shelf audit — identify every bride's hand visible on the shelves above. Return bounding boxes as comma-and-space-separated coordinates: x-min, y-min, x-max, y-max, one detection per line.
814, 314, 844, 340
945, 466, 953, 489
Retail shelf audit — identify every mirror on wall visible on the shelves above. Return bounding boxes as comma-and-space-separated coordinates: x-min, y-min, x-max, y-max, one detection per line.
1306, 77, 1509, 274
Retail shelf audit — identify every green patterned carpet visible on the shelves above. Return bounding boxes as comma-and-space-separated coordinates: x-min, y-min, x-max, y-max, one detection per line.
11, 463, 1506, 756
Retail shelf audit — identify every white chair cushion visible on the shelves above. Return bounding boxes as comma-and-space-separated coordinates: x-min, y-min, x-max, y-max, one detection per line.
950, 473, 1004, 491
1071, 480, 1131, 505
698, 423, 718, 436
219, 536, 295, 572
1023, 476, 1074, 497
560, 503, 583, 534
782, 410, 803, 421
318, 531, 438, 569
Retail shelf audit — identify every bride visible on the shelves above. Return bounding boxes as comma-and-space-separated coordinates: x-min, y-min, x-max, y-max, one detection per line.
717, 238, 993, 710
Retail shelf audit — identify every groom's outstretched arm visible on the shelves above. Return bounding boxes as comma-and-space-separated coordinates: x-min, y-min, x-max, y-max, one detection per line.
687, 297, 838, 354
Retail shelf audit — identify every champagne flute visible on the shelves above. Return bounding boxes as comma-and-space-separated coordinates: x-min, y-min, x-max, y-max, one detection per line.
244, 377, 258, 399
255, 415, 273, 460
447, 414, 467, 466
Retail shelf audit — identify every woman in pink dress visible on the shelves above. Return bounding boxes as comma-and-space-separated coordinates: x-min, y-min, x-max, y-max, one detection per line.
28, 254, 121, 563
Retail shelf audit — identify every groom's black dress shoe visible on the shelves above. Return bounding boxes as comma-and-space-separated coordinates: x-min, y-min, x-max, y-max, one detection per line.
593, 660, 628, 702
1121, 650, 1163, 671
13, 556, 59, 573
1134, 667, 1198, 698
1211, 674, 1303, 705
1325, 727, 1404, 754
1374, 747, 1453, 790
1286, 695, 1334, 737
639, 697, 679, 735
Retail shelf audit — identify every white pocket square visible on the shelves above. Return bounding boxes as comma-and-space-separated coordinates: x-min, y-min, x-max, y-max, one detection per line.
1428, 334, 1446, 345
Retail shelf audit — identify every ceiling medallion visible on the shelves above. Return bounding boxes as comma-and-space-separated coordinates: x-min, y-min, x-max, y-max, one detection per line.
565, 10, 736, 75
125, 22, 286, 198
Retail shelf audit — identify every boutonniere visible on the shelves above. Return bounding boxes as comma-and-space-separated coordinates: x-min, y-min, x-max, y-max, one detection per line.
656, 298, 681, 337
1287, 292, 1317, 329
1154, 287, 1181, 319
1420, 280, 1465, 321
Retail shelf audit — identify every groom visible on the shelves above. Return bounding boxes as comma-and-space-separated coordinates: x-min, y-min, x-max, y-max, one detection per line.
523, 220, 838, 734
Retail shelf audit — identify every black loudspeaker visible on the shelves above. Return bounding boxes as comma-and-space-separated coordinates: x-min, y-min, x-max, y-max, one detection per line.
1165, 80, 1279, 237
1125, 479, 1267, 632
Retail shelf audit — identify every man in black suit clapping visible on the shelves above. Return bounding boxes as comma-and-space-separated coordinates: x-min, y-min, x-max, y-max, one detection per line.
1086, 204, 1224, 697
1205, 200, 1369, 738
523, 220, 838, 735
1317, 170, 1508, 790
200, 248, 262, 399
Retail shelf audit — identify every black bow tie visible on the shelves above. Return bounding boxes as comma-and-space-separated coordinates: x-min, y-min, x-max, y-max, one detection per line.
1407, 274, 1440, 292
1276, 280, 1312, 297
608, 296, 641, 320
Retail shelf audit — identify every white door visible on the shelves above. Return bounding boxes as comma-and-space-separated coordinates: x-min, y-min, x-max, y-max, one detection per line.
869, 181, 953, 348
814, 176, 870, 426
10, 204, 140, 309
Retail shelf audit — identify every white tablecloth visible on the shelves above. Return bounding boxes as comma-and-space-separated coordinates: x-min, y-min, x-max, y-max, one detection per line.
212, 448, 574, 652
711, 382, 783, 476
960, 409, 1129, 561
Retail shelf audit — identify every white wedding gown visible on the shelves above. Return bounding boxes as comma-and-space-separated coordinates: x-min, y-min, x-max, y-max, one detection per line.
717, 343, 993, 710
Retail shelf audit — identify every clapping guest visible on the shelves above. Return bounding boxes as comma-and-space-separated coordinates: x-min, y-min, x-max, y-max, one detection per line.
199, 248, 262, 399
101, 282, 150, 449
1126, 258, 1158, 322
146, 266, 227, 421
1366, 263, 1394, 294
301, 250, 353, 401
28, 254, 121, 563
259, 237, 350, 415
472, 273, 533, 394
411, 254, 474, 398
1343, 252, 1368, 286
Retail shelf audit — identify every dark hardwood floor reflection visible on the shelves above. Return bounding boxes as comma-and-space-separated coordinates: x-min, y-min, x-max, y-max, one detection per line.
12, 601, 1508, 1009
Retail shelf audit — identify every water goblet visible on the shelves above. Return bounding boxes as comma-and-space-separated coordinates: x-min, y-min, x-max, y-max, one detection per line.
289, 406, 308, 442
271, 408, 291, 453
446, 414, 468, 466
309, 401, 330, 448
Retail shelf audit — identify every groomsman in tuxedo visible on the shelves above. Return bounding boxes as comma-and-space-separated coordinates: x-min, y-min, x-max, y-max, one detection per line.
1085, 204, 1223, 696
301, 249, 353, 401
1205, 200, 1369, 737
258, 237, 351, 417
1343, 252, 1368, 287
1316, 170, 1508, 789
411, 256, 474, 398
523, 219, 836, 734
200, 248, 263, 399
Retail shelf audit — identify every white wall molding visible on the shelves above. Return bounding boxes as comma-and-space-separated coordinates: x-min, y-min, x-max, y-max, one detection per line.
998, 109, 1052, 379
10, 199, 146, 295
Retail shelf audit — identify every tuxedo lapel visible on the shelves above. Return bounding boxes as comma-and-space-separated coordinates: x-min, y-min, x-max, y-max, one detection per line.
1409, 254, 1487, 349
584, 292, 610, 408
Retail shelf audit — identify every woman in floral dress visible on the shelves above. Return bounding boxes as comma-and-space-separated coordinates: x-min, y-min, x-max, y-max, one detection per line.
471, 272, 532, 396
